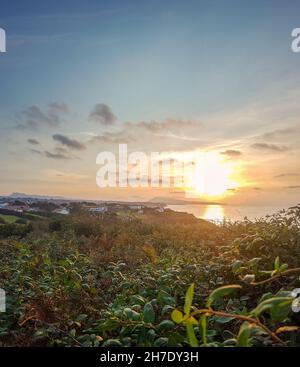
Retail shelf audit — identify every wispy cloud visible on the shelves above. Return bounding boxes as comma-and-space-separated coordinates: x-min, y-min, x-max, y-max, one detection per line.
44, 150, 71, 160
30, 147, 73, 160
220, 149, 242, 158
16, 103, 69, 130
251, 143, 289, 152
27, 138, 40, 145
53, 134, 86, 150
89, 131, 135, 144
261, 126, 299, 140
124, 118, 202, 134
274, 173, 299, 178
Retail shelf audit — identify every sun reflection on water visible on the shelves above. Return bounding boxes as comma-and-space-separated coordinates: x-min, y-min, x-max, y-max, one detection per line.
202, 205, 224, 222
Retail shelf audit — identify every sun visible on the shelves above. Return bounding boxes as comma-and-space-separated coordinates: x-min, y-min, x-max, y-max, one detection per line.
185, 152, 238, 198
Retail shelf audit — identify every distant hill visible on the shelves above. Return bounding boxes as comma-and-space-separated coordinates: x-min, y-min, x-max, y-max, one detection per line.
8, 192, 65, 200
148, 196, 225, 205
0, 193, 224, 206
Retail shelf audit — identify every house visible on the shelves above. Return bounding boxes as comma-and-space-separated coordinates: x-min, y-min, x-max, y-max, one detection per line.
88, 206, 108, 213
52, 208, 70, 215
4, 205, 30, 213
128, 205, 144, 210
27, 207, 40, 212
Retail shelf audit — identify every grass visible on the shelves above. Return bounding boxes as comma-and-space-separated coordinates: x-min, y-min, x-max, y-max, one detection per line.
0, 214, 20, 223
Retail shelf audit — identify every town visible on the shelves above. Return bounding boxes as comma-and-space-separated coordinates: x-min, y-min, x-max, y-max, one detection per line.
0, 192, 166, 224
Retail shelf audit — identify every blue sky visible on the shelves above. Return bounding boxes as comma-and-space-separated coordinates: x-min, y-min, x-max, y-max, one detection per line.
0, 0, 300, 204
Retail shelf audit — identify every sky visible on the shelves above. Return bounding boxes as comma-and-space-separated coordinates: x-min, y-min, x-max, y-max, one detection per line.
0, 0, 300, 206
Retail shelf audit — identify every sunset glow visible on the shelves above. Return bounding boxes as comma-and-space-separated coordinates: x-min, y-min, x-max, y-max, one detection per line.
185, 153, 239, 198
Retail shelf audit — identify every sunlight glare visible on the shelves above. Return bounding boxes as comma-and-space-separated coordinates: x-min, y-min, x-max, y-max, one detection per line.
186, 153, 238, 198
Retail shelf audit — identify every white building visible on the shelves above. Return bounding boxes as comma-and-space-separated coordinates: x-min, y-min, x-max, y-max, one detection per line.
128, 205, 143, 210
88, 206, 108, 213
52, 208, 70, 215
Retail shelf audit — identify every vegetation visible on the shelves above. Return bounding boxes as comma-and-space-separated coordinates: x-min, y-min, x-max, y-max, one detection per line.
0, 214, 20, 224
0, 206, 300, 347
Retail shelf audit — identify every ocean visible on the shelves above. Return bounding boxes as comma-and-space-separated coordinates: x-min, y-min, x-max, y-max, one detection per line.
167, 204, 291, 222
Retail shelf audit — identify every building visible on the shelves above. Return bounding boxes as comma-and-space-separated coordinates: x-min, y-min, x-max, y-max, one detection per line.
4, 205, 30, 213
88, 206, 108, 213
52, 208, 70, 215
128, 205, 144, 210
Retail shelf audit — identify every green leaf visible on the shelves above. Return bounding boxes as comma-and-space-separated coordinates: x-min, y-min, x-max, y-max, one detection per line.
161, 305, 174, 316
206, 285, 242, 307
185, 316, 198, 325
242, 274, 255, 284
157, 320, 175, 331
232, 260, 243, 275
200, 315, 207, 346
143, 302, 155, 324
186, 323, 198, 347
184, 283, 194, 315
129, 295, 146, 305
158, 291, 176, 306
123, 307, 140, 321
274, 256, 280, 270
279, 263, 288, 272
214, 315, 235, 324
252, 297, 293, 319
153, 337, 168, 347
103, 339, 122, 347
236, 322, 252, 347
171, 309, 184, 324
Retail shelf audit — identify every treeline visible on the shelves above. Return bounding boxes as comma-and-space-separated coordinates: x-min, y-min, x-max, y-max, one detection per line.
0, 222, 33, 238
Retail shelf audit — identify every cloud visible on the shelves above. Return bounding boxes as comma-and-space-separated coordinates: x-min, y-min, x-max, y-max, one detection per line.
29, 147, 73, 160
53, 134, 86, 150
89, 118, 203, 149
16, 103, 69, 130
48, 102, 69, 114
89, 104, 117, 125
44, 151, 71, 160
43, 169, 89, 181
29, 148, 43, 155
251, 143, 289, 152
220, 149, 242, 158
125, 118, 202, 134
27, 138, 40, 145
285, 185, 300, 189
261, 126, 298, 140
274, 173, 300, 178
89, 131, 135, 144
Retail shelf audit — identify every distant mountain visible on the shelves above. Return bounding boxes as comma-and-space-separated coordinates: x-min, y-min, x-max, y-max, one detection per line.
1, 193, 223, 206
148, 196, 225, 205
8, 192, 66, 200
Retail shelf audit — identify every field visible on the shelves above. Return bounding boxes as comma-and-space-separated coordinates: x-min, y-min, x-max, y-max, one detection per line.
0, 214, 20, 224
0, 206, 300, 347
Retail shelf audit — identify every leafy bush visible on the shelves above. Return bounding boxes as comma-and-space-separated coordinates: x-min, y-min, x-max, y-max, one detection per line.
0, 206, 300, 346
